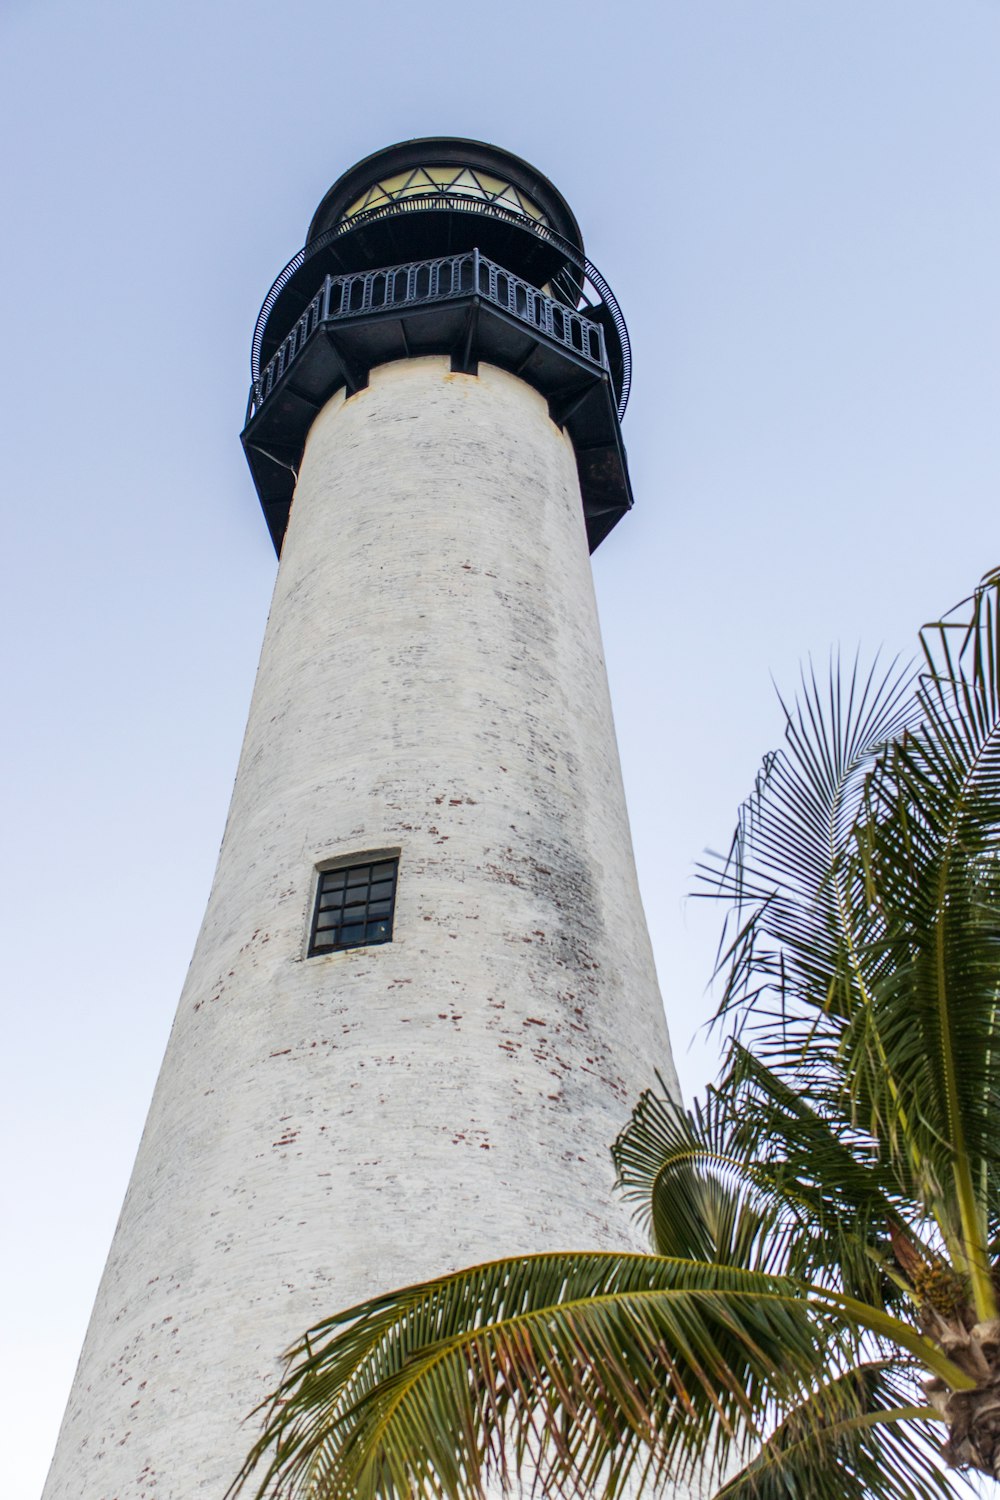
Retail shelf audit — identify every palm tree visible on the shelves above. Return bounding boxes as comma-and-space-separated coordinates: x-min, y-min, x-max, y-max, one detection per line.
230, 574, 1000, 1500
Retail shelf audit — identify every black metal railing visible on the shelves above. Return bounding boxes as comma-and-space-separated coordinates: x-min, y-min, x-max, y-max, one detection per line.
250, 193, 632, 419
248, 249, 609, 422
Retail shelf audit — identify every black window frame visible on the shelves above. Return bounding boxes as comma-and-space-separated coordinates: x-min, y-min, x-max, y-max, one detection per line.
308, 855, 400, 956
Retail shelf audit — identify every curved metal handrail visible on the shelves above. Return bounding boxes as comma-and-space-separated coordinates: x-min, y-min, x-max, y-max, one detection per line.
250, 192, 632, 421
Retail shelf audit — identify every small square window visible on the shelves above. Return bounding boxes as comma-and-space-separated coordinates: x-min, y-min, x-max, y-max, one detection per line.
308, 857, 399, 956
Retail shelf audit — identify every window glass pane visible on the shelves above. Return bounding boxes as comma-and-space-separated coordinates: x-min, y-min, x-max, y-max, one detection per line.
311, 856, 398, 955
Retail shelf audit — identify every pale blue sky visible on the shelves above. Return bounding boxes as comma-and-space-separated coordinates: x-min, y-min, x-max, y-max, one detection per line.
3, 2, 999, 1494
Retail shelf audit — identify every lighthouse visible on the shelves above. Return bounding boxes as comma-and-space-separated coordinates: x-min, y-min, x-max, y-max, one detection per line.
42, 139, 681, 1498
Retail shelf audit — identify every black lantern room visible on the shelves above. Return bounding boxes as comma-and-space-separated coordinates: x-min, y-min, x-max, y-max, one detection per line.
242, 138, 634, 554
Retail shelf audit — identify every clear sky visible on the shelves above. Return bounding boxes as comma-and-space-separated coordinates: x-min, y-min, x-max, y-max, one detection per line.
2, 1, 998, 1495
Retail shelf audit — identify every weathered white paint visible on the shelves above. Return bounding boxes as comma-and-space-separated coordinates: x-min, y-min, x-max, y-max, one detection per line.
43, 357, 681, 1499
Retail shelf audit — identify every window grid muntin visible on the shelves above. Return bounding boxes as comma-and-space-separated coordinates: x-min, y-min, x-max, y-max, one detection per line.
309, 858, 399, 955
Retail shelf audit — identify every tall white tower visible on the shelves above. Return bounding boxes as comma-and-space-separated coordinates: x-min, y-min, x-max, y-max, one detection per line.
43, 139, 681, 1499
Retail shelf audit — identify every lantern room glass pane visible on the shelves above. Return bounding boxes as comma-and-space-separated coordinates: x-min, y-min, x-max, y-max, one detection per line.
343, 166, 549, 228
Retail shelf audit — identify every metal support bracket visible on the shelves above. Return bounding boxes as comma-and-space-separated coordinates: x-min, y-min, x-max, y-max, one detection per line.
243, 439, 301, 479
451, 297, 480, 376
324, 331, 369, 395
549, 378, 601, 430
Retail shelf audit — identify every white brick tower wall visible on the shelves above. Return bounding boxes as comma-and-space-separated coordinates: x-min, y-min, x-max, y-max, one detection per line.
42, 356, 680, 1499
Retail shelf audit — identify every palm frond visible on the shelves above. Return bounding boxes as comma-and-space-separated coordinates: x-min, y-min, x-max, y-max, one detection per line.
612, 1075, 792, 1274
715, 1363, 955, 1500
828, 576, 1000, 1314
698, 582, 1000, 1281
697, 652, 915, 1087
718, 1047, 936, 1301
613, 1060, 928, 1315
227, 1252, 895, 1500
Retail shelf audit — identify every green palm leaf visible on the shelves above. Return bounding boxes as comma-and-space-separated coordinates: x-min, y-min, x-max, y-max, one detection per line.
715, 1364, 951, 1500
697, 653, 916, 1132
848, 580, 1000, 1311
613, 1062, 919, 1310
698, 577, 1000, 1304
227, 1253, 968, 1500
